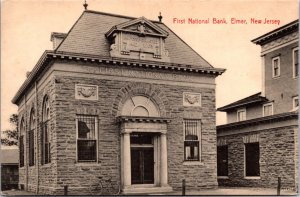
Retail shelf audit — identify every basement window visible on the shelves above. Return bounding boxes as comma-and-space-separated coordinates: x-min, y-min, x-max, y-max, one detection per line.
244, 142, 260, 177
76, 115, 98, 162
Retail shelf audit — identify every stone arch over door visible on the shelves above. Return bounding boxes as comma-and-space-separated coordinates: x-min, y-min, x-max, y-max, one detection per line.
121, 95, 160, 117
116, 83, 172, 193
112, 83, 169, 117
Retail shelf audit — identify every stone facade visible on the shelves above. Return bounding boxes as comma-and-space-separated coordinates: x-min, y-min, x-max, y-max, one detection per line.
15, 60, 220, 194
218, 122, 298, 189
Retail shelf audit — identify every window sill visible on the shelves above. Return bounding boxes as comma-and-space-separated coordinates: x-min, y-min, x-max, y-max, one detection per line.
218, 176, 229, 179
41, 163, 51, 168
183, 161, 203, 166
272, 76, 280, 79
244, 176, 261, 180
75, 162, 100, 167
262, 114, 273, 117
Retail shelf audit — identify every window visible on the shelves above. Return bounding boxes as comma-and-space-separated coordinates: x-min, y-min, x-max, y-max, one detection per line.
293, 96, 299, 110
263, 103, 273, 116
245, 142, 260, 177
183, 119, 201, 161
41, 96, 51, 164
237, 109, 246, 121
272, 57, 280, 78
29, 109, 35, 166
19, 118, 25, 167
76, 115, 97, 162
293, 48, 298, 78
217, 145, 228, 177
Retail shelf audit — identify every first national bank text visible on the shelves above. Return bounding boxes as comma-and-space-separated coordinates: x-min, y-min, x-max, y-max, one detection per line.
173, 18, 281, 25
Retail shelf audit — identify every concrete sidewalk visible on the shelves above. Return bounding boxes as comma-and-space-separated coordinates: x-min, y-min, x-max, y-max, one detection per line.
1, 189, 36, 196
1, 187, 297, 196
166, 187, 297, 196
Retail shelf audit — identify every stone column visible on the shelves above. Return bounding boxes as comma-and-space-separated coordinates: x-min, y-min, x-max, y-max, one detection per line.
160, 133, 168, 186
123, 132, 131, 187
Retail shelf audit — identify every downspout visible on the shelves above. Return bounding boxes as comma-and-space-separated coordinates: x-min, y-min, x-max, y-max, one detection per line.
24, 94, 29, 191
35, 82, 40, 194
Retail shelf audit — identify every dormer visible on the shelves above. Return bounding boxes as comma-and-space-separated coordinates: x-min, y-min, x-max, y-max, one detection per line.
105, 17, 170, 62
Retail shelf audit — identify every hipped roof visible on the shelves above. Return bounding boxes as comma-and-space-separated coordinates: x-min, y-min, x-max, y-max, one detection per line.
217, 92, 268, 112
56, 10, 214, 68
12, 10, 225, 104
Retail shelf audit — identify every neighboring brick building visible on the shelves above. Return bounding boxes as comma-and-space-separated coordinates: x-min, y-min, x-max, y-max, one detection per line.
12, 10, 225, 195
217, 20, 298, 191
1, 149, 19, 191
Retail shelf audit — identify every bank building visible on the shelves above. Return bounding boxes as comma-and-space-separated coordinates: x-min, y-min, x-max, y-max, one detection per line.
12, 8, 225, 195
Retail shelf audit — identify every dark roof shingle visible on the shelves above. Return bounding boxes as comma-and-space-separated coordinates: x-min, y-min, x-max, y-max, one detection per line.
57, 10, 213, 68
217, 92, 268, 112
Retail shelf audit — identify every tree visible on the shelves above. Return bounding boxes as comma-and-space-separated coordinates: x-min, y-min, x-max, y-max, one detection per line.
1, 114, 18, 146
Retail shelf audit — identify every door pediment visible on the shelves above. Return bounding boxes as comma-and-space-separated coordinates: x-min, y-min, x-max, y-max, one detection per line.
118, 116, 170, 134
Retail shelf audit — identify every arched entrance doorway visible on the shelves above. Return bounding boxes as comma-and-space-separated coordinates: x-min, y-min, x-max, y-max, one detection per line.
118, 95, 172, 193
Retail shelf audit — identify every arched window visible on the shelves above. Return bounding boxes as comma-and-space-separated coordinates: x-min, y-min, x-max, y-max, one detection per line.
19, 118, 25, 167
41, 96, 51, 164
121, 95, 160, 117
29, 108, 35, 166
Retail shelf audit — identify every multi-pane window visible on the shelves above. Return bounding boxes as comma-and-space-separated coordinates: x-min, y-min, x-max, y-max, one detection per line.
19, 119, 25, 167
237, 109, 246, 121
263, 103, 273, 117
272, 57, 280, 78
293, 48, 298, 78
293, 96, 299, 110
245, 142, 260, 177
77, 115, 97, 162
41, 96, 51, 164
29, 109, 35, 166
183, 119, 201, 161
217, 145, 228, 177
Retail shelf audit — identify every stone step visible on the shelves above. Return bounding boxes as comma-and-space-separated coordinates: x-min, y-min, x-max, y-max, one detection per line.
122, 186, 173, 195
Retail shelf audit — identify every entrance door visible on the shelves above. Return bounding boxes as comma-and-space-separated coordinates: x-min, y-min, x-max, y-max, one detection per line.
131, 148, 154, 184
130, 133, 155, 184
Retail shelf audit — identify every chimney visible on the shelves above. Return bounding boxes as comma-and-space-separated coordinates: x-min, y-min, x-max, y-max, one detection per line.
50, 32, 67, 49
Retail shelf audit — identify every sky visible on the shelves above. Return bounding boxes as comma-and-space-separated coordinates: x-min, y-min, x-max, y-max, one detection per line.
1, 0, 298, 132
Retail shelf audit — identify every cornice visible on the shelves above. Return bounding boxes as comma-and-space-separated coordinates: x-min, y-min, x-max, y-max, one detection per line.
12, 51, 225, 105
252, 19, 299, 46
217, 111, 298, 131
117, 116, 171, 123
